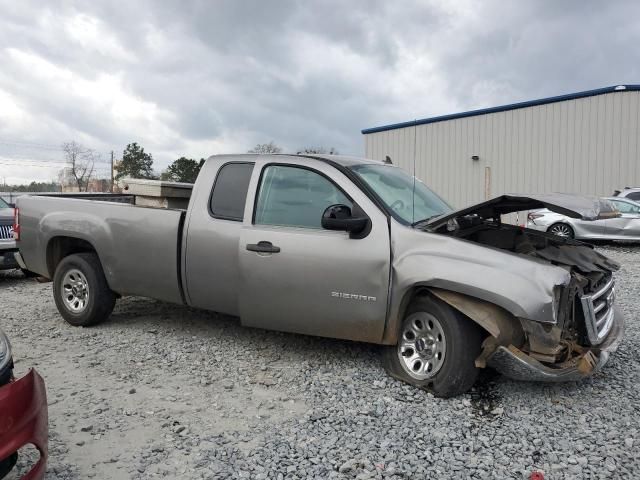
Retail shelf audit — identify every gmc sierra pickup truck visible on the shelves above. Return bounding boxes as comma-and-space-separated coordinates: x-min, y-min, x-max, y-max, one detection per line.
15, 154, 624, 397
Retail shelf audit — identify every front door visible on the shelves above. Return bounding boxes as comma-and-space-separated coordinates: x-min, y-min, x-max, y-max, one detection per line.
606, 199, 640, 239
238, 161, 390, 343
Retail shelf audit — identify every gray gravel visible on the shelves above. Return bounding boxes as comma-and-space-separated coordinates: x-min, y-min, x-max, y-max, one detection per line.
1, 245, 639, 479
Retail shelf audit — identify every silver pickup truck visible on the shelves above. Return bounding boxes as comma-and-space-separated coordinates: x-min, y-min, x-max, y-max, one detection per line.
15, 154, 624, 397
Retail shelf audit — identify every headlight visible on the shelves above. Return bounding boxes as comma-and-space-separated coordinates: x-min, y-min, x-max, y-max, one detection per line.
0, 328, 12, 372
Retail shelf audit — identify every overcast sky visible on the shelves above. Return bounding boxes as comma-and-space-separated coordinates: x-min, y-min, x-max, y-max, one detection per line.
1, 0, 640, 184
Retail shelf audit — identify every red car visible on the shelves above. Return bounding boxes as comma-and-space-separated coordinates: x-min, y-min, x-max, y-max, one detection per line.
0, 329, 47, 480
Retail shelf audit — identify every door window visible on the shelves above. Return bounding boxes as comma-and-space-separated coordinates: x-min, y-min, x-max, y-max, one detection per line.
612, 200, 640, 214
209, 163, 254, 220
626, 191, 640, 201
254, 165, 352, 228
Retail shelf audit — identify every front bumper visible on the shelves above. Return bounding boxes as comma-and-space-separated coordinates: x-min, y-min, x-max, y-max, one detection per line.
13, 251, 27, 270
487, 307, 624, 382
0, 369, 48, 480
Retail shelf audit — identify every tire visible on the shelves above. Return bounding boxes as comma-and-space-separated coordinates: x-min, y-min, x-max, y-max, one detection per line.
382, 295, 484, 398
53, 253, 116, 327
547, 223, 574, 239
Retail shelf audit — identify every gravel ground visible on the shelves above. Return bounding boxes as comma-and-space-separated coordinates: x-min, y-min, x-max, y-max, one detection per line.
1, 245, 639, 479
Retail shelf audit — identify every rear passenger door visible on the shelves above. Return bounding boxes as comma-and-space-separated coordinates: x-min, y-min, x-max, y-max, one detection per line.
238, 159, 391, 343
184, 161, 254, 316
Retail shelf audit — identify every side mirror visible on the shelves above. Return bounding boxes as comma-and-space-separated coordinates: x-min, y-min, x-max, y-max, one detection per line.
321, 204, 370, 238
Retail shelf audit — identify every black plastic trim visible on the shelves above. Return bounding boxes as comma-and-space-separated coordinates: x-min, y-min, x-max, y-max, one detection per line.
176, 210, 187, 305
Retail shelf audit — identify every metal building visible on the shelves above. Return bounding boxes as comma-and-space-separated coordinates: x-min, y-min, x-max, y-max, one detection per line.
362, 85, 640, 211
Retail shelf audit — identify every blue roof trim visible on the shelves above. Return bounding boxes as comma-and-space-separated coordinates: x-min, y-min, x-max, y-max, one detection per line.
362, 85, 640, 134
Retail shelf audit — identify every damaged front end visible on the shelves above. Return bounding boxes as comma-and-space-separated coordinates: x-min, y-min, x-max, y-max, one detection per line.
483, 243, 624, 382
424, 194, 624, 382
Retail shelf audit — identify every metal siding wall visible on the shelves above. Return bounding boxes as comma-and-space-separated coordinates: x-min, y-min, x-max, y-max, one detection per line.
363, 91, 640, 209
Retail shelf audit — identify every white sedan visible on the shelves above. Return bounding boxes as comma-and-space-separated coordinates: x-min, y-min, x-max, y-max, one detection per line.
527, 196, 640, 240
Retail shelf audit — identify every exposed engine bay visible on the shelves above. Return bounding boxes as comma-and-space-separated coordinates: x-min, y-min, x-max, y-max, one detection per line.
441, 215, 619, 278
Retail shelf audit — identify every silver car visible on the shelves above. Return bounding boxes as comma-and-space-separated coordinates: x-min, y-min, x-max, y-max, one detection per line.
527, 196, 640, 240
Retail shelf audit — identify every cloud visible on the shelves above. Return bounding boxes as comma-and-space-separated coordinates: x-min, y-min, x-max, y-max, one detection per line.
0, 0, 639, 183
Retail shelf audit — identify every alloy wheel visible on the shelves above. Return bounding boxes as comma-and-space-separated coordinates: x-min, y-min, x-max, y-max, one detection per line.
549, 224, 573, 238
397, 312, 447, 380
62, 269, 90, 313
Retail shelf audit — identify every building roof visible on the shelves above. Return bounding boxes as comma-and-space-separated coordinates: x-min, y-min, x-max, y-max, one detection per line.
361, 84, 640, 135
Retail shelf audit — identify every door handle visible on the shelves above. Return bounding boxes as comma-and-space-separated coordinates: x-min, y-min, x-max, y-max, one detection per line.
246, 241, 281, 253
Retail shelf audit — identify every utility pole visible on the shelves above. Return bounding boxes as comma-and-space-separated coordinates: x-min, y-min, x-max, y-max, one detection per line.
110, 150, 114, 193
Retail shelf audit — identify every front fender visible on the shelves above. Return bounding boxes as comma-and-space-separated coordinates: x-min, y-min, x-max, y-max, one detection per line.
383, 227, 570, 344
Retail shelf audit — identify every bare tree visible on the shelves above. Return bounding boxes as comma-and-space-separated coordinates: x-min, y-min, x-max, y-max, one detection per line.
296, 146, 339, 155
248, 141, 282, 154
62, 142, 96, 192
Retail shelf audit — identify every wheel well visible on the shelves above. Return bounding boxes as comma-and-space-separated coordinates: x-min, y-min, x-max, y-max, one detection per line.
46, 236, 97, 278
393, 285, 522, 345
391, 286, 438, 341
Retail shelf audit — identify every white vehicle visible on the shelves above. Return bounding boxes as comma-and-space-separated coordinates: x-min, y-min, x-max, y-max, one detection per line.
527, 196, 640, 240
613, 186, 640, 202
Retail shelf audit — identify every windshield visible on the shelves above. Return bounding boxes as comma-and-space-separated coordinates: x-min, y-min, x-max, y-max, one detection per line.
0, 197, 8, 209
350, 164, 452, 225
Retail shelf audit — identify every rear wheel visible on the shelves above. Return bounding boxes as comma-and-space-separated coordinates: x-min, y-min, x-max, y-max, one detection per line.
53, 253, 116, 326
548, 223, 574, 239
382, 295, 484, 398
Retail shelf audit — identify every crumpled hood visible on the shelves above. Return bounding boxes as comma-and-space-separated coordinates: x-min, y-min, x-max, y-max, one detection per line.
427, 193, 619, 229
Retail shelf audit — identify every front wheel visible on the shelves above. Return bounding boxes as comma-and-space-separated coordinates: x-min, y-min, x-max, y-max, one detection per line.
53, 253, 116, 326
548, 223, 574, 239
382, 295, 484, 398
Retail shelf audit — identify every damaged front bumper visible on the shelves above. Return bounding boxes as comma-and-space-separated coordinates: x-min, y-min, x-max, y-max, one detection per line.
487, 307, 624, 382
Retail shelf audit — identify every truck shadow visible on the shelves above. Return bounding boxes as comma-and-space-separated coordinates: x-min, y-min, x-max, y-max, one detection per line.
0, 269, 30, 287
107, 296, 380, 367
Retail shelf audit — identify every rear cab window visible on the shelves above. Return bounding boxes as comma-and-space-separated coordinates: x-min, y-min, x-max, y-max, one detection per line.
209, 163, 254, 221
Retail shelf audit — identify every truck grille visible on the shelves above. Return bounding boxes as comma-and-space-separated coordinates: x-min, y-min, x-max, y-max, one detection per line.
0, 224, 13, 240
580, 276, 615, 345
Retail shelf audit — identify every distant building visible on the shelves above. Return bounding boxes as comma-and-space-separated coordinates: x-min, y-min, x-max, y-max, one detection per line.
362, 84, 640, 209
57, 168, 112, 193
87, 178, 110, 193
57, 168, 79, 192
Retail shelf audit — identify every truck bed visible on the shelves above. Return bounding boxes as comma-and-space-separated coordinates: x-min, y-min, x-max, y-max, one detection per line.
17, 195, 186, 304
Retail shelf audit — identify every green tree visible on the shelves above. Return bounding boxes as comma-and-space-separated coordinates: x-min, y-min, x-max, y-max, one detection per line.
116, 143, 155, 180
0, 181, 60, 192
248, 141, 282, 154
161, 157, 204, 183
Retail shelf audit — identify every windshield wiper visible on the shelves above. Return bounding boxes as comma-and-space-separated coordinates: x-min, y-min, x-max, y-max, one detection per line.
411, 214, 443, 228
